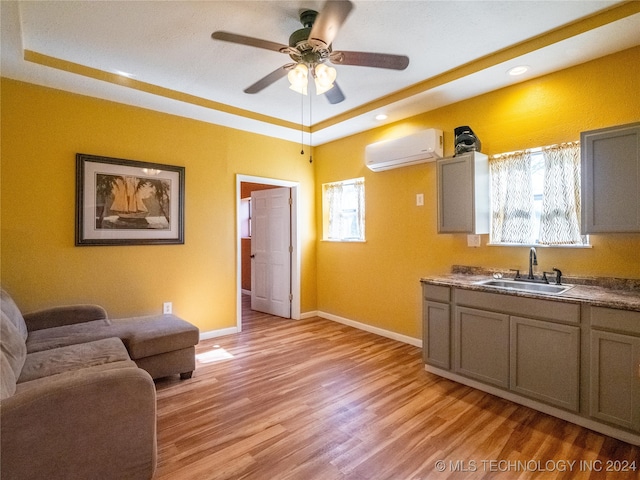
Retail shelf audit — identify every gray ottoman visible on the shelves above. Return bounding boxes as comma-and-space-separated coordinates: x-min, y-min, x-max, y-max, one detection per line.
110, 315, 200, 379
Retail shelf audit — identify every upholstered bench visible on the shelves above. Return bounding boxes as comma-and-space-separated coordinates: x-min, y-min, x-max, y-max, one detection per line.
21, 301, 200, 380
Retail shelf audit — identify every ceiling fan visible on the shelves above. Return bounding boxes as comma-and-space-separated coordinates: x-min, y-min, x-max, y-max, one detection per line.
211, 0, 409, 104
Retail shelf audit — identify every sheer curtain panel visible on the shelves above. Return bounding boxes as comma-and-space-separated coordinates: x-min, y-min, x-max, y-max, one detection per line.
539, 142, 583, 245
489, 151, 534, 243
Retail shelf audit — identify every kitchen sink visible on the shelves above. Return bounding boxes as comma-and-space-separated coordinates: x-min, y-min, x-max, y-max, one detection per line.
475, 279, 574, 295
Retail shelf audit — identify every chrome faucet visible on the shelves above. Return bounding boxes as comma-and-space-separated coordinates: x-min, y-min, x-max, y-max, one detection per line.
528, 247, 537, 279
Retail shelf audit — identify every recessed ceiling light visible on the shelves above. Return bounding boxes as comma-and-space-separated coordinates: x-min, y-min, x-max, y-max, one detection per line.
508, 65, 529, 76
375, 114, 388, 121
115, 70, 136, 78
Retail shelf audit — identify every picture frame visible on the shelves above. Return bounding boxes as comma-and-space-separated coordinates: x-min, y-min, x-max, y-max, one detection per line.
76, 153, 184, 246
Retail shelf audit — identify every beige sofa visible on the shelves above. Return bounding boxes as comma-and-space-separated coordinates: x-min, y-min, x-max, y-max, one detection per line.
0, 287, 198, 479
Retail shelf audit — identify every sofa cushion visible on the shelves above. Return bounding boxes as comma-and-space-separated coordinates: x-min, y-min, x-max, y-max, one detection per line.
109, 315, 200, 359
14, 359, 139, 395
25, 319, 113, 354
1, 350, 17, 400
1, 312, 27, 400
1, 288, 28, 341
18, 337, 131, 384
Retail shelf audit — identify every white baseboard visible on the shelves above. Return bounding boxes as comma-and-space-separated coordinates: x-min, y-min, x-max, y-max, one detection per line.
199, 326, 238, 341
318, 311, 422, 348
300, 310, 319, 320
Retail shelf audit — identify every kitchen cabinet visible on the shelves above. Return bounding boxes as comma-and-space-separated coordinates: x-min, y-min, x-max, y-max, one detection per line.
423, 286, 581, 405
436, 151, 489, 234
422, 279, 640, 444
454, 306, 509, 388
589, 307, 640, 431
422, 285, 451, 369
581, 122, 640, 233
423, 301, 450, 369
510, 316, 580, 411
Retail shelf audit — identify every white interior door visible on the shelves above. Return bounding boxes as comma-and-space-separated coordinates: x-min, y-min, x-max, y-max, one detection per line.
251, 187, 291, 318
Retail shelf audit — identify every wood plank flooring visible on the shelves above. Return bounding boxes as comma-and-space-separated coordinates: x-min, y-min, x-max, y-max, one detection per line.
153, 297, 639, 479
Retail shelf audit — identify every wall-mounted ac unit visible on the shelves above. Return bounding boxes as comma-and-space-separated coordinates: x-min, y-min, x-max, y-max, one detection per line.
365, 129, 443, 172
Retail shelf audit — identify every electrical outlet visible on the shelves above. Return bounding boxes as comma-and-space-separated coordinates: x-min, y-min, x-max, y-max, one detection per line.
467, 234, 481, 247
163, 302, 172, 314
416, 193, 424, 206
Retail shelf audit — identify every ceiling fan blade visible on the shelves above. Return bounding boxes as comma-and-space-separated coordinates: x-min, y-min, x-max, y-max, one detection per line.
244, 65, 293, 94
324, 82, 345, 104
212, 31, 288, 53
308, 0, 354, 49
330, 51, 409, 70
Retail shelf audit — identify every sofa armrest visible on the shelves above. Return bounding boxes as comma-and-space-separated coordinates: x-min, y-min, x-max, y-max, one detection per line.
23, 304, 108, 331
1, 366, 156, 480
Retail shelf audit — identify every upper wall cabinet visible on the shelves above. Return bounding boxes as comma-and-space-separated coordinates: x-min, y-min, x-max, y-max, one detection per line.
581, 122, 640, 233
437, 151, 489, 234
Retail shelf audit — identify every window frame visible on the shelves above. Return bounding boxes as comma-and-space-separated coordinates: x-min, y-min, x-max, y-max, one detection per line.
488, 147, 590, 248
322, 177, 366, 242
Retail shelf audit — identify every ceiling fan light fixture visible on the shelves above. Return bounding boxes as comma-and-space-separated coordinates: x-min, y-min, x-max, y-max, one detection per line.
313, 63, 337, 95
288, 63, 309, 95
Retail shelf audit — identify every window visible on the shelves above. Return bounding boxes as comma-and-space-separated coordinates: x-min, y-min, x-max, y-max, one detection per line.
240, 198, 251, 238
323, 177, 365, 241
489, 142, 589, 246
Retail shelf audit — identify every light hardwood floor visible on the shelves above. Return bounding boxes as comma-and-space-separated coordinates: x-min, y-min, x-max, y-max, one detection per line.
154, 297, 639, 479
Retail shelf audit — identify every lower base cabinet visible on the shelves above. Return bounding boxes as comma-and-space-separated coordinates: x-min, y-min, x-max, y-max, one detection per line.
590, 330, 640, 430
423, 283, 640, 442
454, 306, 509, 388
510, 316, 580, 412
423, 301, 450, 369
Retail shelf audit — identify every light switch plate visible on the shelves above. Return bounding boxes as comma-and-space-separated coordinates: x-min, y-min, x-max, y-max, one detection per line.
416, 193, 424, 206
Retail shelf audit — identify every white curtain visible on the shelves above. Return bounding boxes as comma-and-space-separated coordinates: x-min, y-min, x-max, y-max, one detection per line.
539, 142, 583, 245
354, 178, 365, 239
489, 150, 533, 243
325, 179, 365, 240
326, 181, 344, 240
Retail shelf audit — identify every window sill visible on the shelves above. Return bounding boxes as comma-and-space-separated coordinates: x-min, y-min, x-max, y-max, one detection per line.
487, 243, 592, 249
322, 239, 366, 243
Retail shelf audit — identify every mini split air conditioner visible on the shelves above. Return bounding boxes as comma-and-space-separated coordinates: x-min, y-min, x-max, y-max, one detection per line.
365, 129, 444, 171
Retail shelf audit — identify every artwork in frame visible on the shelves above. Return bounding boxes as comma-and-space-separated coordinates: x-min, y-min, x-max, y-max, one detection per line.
76, 153, 185, 246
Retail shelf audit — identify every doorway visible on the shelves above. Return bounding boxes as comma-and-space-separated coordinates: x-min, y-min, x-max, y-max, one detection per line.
236, 175, 301, 332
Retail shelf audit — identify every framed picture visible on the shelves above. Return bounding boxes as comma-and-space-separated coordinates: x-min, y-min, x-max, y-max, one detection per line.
76, 153, 184, 246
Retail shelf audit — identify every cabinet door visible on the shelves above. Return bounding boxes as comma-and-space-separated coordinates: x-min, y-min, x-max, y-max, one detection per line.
423, 301, 450, 369
510, 317, 580, 411
454, 307, 509, 388
590, 330, 640, 431
437, 156, 473, 233
581, 122, 640, 233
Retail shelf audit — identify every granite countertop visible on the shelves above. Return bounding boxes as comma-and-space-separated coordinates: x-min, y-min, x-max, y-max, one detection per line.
420, 268, 640, 313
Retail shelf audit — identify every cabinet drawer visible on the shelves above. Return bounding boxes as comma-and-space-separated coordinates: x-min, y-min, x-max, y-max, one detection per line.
423, 284, 450, 302
455, 288, 580, 324
591, 307, 640, 335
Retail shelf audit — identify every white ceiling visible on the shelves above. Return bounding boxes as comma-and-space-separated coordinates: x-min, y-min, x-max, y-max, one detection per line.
2, 1, 639, 145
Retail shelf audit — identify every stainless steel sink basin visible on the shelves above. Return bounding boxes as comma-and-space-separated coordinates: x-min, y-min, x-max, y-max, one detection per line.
475, 279, 574, 295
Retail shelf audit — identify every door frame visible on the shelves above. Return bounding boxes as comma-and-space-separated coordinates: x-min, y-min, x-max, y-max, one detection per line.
236, 174, 301, 332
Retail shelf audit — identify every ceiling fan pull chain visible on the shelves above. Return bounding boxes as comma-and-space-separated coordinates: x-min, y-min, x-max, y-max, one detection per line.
300, 91, 305, 155
309, 92, 313, 163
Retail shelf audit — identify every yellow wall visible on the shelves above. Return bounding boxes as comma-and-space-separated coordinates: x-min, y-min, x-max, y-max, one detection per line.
0, 78, 317, 332
2, 46, 639, 342
314, 46, 640, 339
